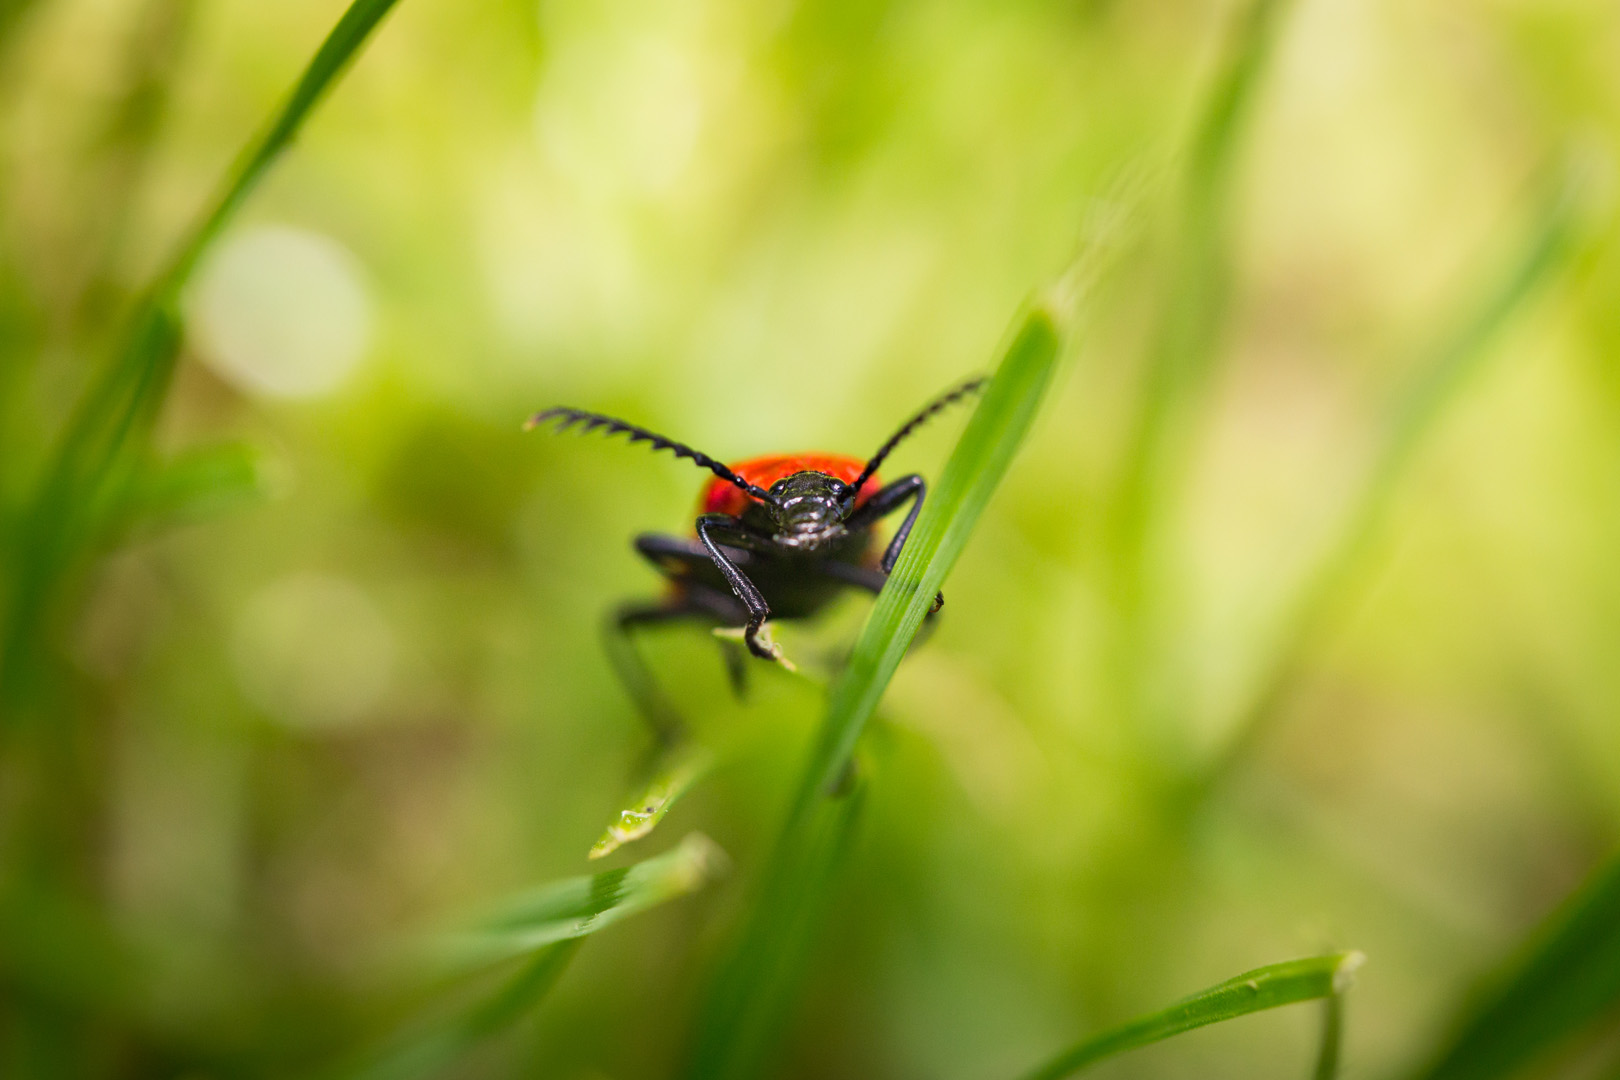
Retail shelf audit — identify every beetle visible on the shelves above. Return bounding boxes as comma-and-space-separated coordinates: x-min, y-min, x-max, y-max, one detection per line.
527, 376, 984, 742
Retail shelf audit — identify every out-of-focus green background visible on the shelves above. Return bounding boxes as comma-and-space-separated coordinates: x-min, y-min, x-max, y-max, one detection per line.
3, 0, 1620, 1076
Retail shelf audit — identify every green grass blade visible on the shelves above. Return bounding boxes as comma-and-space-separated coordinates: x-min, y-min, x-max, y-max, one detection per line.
800, 305, 1061, 803
120, 441, 273, 531
680, 770, 867, 1080
680, 303, 1062, 1080
1018, 952, 1364, 1080
436, 832, 726, 970
1314, 992, 1345, 1080
346, 939, 582, 1080
350, 834, 727, 1080
0, 0, 403, 716
165, 0, 402, 286
1109, 0, 1290, 597
589, 746, 714, 860
1411, 853, 1620, 1080
1200, 163, 1583, 792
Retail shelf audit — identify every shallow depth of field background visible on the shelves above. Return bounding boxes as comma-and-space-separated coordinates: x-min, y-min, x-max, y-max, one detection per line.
3, 0, 1620, 1077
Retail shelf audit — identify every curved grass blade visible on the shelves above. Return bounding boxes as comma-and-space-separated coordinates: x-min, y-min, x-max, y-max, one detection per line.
0, 0, 404, 716
1018, 952, 1364, 1080
437, 832, 726, 970
589, 745, 714, 860
1199, 158, 1585, 794
681, 303, 1063, 1080
1411, 853, 1620, 1080
348, 834, 727, 1080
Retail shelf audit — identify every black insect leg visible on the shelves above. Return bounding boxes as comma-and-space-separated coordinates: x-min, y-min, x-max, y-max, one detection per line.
605, 600, 700, 747
630, 533, 753, 699
845, 474, 944, 613
718, 638, 750, 699
695, 513, 779, 661
849, 474, 925, 572
813, 557, 942, 665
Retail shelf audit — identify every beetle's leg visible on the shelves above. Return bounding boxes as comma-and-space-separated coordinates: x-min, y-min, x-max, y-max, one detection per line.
606, 600, 700, 746
695, 513, 779, 661
848, 474, 925, 572
816, 559, 888, 593
718, 638, 750, 699
630, 533, 752, 699
844, 474, 944, 613
812, 559, 942, 664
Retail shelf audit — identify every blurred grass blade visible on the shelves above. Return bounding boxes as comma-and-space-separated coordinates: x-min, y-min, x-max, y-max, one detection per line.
438, 832, 726, 970
347, 940, 582, 1080
165, 0, 402, 284
1018, 952, 1363, 1080
682, 303, 1062, 1080
1315, 992, 1345, 1080
681, 771, 867, 1080
1202, 161, 1583, 791
0, 0, 403, 716
350, 834, 727, 1080
1411, 853, 1620, 1080
589, 746, 713, 860
121, 441, 273, 531
75, 0, 199, 329
1109, 0, 1290, 603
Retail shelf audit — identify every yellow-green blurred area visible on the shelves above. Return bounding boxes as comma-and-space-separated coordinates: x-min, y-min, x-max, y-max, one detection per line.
3, 0, 1620, 1076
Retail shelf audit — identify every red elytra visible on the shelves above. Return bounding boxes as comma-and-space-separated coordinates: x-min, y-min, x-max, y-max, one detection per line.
699, 453, 881, 518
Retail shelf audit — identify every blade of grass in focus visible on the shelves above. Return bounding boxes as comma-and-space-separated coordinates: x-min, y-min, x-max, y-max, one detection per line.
801, 304, 1061, 804
1199, 159, 1586, 794
1017, 952, 1364, 1080
589, 746, 713, 859
681, 302, 1062, 1080
0, 0, 404, 717
1410, 853, 1620, 1080
348, 834, 726, 1080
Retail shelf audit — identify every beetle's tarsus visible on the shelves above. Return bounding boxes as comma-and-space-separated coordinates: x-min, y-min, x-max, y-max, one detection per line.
714, 623, 797, 672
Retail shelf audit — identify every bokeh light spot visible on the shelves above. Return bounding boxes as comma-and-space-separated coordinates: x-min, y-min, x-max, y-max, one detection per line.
187, 225, 374, 400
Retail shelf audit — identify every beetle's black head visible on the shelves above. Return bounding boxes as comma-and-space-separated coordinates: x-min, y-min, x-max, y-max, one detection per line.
766, 472, 852, 552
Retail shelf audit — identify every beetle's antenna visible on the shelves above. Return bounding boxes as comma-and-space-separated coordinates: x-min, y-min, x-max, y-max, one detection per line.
527, 407, 778, 505
848, 375, 987, 493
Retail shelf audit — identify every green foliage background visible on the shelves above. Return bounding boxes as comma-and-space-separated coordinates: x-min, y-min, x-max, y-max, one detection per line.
2, 0, 1619, 1076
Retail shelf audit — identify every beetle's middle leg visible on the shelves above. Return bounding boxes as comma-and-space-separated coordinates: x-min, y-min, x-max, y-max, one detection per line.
623, 534, 755, 713
606, 599, 704, 746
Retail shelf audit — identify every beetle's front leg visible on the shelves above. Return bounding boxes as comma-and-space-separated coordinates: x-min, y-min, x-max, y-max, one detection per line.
695, 513, 779, 661
846, 475, 944, 613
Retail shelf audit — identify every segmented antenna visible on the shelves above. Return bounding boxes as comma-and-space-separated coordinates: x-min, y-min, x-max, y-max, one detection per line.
526, 407, 777, 505
848, 375, 987, 494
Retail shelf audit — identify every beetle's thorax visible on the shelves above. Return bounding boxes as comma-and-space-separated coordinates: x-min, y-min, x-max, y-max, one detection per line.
766, 471, 851, 552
